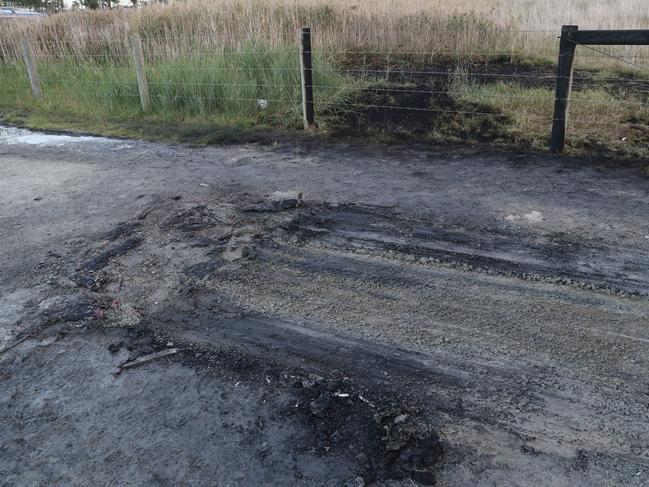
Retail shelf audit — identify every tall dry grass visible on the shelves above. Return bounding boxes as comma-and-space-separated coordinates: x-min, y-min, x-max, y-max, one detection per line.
1, 0, 648, 62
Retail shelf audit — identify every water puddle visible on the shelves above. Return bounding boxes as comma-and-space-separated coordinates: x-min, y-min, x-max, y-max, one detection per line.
0, 125, 114, 147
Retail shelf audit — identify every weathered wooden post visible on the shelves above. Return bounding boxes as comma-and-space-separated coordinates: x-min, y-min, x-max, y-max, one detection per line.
129, 35, 151, 112
20, 39, 42, 100
550, 25, 578, 153
300, 28, 316, 130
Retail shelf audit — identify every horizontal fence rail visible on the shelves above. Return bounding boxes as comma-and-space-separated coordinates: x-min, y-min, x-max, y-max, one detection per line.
551, 25, 649, 152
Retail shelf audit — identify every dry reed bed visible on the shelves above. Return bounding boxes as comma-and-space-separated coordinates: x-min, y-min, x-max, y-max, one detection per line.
1, 0, 648, 70
1, 0, 647, 62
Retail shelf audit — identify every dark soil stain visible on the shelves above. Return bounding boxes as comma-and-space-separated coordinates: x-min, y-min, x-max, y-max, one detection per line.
73, 271, 107, 292
301, 382, 444, 485
102, 221, 141, 241
162, 205, 224, 232
145, 312, 449, 485
282, 203, 649, 295
183, 260, 222, 279
78, 237, 142, 272
39, 293, 95, 323
329, 82, 509, 141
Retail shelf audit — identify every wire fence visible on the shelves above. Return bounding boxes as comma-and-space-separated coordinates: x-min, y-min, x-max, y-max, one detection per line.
1, 29, 649, 149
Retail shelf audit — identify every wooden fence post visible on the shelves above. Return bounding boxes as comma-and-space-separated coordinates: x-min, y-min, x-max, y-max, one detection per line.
300, 28, 316, 130
129, 35, 150, 112
20, 39, 42, 100
550, 25, 578, 153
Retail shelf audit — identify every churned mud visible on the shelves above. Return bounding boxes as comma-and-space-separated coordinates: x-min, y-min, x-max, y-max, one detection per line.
1, 127, 648, 486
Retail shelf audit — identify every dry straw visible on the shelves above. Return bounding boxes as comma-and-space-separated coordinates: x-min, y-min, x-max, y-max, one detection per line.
1, 0, 648, 62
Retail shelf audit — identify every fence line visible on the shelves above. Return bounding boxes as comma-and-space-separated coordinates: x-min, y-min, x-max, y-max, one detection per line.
3, 29, 649, 151
28, 77, 649, 108
24, 52, 649, 63
28, 84, 649, 130
9, 66, 649, 86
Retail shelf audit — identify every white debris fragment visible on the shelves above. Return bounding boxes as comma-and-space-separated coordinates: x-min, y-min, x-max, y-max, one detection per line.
523, 211, 544, 223
393, 413, 409, 424
118, 348, 179, 372
358, 395, 375, 407
505, 211, 543, 223
257, 99, 269, 109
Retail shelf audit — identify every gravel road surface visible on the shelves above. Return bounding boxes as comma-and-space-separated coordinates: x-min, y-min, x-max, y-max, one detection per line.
1, 126, 648, 486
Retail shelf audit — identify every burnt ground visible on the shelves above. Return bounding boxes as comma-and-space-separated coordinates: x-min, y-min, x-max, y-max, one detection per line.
326, 58, 649, 142
1, 126, 649, 486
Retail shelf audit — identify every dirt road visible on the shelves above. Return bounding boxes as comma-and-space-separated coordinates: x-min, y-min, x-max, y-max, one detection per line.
1, 126, 648, 486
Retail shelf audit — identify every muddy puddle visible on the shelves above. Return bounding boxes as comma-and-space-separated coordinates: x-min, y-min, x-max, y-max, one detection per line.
0, 124, 129, 148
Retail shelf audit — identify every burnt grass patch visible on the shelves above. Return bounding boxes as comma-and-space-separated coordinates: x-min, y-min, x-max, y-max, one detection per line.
332, 54, 557, 87
327, 83, 510, 142
324, 55, 649, 148
324, 57, 538, 142
333, 53, 642, 91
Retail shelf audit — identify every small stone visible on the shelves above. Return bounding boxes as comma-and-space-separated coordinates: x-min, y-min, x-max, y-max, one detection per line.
309, 392, 332, 418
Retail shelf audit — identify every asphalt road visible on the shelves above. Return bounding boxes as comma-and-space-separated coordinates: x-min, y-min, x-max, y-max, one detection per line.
1, 126, 648, 486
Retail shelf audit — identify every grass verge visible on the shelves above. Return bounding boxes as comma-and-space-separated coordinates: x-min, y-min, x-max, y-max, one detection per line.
2, 52, 649, 161
0, 45, 359, 141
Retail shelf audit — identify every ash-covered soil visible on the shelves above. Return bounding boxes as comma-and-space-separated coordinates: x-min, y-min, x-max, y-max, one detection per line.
326, 59, 649, 139
1, 127, 648, 486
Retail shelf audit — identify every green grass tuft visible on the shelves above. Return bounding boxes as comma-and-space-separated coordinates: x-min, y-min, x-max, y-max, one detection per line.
0, 44, 359, 132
